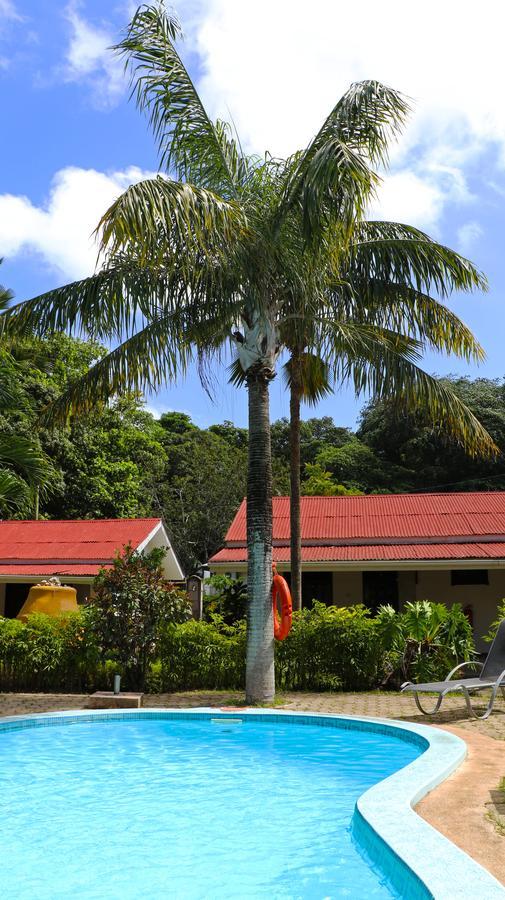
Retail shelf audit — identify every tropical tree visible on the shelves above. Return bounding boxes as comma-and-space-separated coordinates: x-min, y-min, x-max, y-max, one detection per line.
1, 5, 495, 700
0, 262, 54, 514
270, 213, 493, 609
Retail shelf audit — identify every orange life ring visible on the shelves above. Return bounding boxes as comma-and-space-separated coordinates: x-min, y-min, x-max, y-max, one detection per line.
272, 569, 292, 640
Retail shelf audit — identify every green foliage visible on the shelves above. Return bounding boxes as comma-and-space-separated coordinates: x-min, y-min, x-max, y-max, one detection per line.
154, 618, 247, 691
376, 600, 475, 685
358, 376, 505, 492
0, 610, 102, 692
203, 574, 247, 624
158, 424, 247, 571
301, 463, 361, 496
275, 603, 381, 691
0, 598, 478, 695
484, 599, 505, 643
90, 545, 191, 689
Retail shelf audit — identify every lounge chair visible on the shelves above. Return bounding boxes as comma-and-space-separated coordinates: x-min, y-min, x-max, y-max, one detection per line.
401, 619, 505, 719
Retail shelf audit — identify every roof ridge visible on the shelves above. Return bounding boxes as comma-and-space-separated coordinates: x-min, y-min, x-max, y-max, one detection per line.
0, 517, 162, 525
271, 491, 505, 500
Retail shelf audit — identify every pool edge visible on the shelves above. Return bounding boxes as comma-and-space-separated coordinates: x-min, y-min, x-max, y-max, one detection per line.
0, 707, 503, 899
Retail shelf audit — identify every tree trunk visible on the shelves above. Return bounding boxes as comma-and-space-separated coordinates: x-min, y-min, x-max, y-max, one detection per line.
245, 370, 275, 703
289, 371, 302, 612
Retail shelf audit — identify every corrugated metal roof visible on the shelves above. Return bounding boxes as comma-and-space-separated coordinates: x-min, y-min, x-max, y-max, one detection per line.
210, 492, 505, 565
0, 519, 161, 573
224, 493, 505, 542
211, 542, 505, 564
0, 564, 106, 576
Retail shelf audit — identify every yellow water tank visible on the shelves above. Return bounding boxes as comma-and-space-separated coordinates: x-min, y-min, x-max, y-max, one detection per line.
17, 584, 78, 620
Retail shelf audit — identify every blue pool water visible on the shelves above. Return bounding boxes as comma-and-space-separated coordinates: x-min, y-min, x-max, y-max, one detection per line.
0, 714, 423, 899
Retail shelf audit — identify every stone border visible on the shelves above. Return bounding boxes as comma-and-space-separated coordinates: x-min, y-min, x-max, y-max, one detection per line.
0, 708, 503, 899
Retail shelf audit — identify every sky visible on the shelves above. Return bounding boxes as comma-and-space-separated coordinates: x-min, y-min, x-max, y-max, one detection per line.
1, 0, 505, 429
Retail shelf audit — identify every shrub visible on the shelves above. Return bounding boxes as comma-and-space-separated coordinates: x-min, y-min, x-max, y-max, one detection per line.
484, 599, 505, 643
90, 544, 191, 689
275, 602, 381, 691
0, 609, 101, 692
203, 574, 247, 624
376, 600, 475, 686
155, 617, 247, 691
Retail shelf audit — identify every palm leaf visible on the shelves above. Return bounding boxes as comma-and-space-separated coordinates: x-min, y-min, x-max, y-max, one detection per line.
115, 4, 243, 196
350, 221, 488, 297
0, 469, 30, 511
317, 320, 497, 457
344, 279, 484, 362
276, 81, 410, 240
97, 176, 246, 265
38, 310, 196, 424
0, 259, 191, 341
0, 435, 52, 487
282, 353, 332, 405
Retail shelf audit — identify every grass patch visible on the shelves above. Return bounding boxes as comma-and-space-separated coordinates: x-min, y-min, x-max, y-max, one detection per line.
486, 776, 505, 837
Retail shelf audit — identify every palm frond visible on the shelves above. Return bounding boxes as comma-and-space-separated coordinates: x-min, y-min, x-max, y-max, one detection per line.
282, 353, 332, 405
0, 259, 187, 341
276, 81, 410, 240
344, 278, 484, 362
115, 4, 243, 196
0, 469, 30, 511
0, 435, 52, 487
317, 321, 496, 457
97, 176, 246, 265
351, 221, 488, 297
38, 306, 203, 425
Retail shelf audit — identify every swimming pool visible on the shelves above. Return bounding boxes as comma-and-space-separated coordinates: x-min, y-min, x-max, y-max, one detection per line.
0, 710, 502, 899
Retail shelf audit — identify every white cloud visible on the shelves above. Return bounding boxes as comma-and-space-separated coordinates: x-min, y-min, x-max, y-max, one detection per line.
178, 0, 505, 229
457, 221, 484, 254
0, 0, 21, 21
0, 166, 155, 281
369, 172, 445, 231
61, 2, 125, 107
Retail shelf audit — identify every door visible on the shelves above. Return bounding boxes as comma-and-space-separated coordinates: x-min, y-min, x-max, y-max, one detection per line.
362, 571, 399, 613
302, 571, 333, 608
4, 583, 32, 618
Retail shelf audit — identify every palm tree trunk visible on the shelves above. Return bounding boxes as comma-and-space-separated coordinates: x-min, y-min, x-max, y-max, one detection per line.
245, 369, 275, 703
289, 368, 303, 612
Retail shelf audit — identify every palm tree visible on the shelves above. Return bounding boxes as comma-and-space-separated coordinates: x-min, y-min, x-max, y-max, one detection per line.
279, 218, 492, 610
1, 5, 494, 700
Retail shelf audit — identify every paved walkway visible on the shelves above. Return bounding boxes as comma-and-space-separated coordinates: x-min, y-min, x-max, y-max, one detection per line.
3, 688, 504, 739
1, 689, 504, 886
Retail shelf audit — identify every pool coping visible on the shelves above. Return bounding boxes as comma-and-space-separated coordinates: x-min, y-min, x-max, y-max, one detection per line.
0, 707, 503, 899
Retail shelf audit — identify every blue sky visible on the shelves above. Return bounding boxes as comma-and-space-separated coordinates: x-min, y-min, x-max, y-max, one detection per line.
1, 0, 504, 429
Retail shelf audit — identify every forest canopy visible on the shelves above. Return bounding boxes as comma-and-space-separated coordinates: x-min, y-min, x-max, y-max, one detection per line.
1, 332, 504, 572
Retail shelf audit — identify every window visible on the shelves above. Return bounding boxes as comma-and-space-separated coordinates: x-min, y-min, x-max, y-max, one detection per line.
450, 569, 488, 586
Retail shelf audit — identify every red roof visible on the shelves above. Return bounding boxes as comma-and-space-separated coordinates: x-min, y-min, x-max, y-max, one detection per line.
209, 493, 505, 565
0, 518, 161, 578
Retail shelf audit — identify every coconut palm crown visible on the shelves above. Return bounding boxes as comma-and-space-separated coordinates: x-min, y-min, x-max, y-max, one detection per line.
1, 4, 494, 700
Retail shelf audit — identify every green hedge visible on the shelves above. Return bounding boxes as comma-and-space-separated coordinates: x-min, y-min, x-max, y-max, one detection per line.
151, 618, 247, 691
148, 603, 380, 692
0, 600, 475, 694
276, 603, 381, 691
0, 611, 106, 693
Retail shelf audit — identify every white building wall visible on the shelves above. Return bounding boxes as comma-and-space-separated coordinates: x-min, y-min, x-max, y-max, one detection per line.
328, 566, 503, 650
332, 571, 362, 606
414, 568, 505, 651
